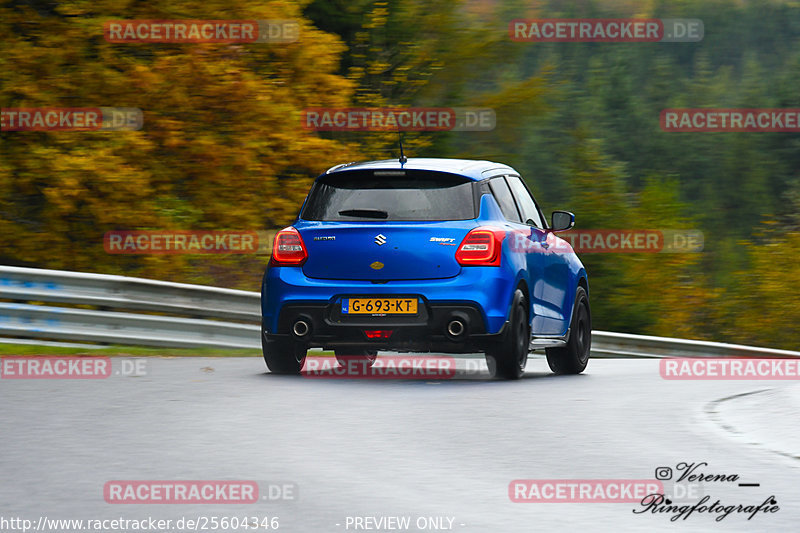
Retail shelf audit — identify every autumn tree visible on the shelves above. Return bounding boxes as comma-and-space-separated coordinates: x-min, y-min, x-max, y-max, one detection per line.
0, 0, 360, 288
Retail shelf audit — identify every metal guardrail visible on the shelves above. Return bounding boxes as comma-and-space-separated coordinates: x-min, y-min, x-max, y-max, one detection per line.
0, 266, 260, 320
0, 266, 261, 349
0, 302, 259, 349
590, 331, 800, 359
1, 266, 799, 357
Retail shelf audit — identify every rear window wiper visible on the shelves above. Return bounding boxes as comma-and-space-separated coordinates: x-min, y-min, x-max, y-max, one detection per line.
338, 209, 389, 219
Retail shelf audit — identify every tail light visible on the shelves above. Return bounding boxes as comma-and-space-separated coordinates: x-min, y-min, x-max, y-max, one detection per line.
270, 227, 308, 266
364, 330, 393, 339
455, 227, 506, 266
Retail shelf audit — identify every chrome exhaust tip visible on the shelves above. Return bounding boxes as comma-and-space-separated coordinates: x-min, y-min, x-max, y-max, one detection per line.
292, 319, 310, 338
447, 319, 466, 338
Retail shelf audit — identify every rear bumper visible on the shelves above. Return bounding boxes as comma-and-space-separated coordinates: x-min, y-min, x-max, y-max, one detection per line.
262, 265, 516, 351
266, 301, 506, 353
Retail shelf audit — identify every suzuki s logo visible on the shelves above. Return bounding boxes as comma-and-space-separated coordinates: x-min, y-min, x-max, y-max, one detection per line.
374, 234, 387, 246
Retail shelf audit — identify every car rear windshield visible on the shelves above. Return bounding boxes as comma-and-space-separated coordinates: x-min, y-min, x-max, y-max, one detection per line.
301, 170, 476, 221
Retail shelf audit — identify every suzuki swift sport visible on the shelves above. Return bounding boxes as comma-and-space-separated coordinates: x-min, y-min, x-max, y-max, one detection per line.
261, 158, 590, 379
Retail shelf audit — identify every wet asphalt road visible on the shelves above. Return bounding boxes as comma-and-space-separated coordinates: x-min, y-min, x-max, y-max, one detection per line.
1, 355, 798, 532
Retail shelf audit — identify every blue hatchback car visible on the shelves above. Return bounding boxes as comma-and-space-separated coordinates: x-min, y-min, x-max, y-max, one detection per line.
261, 158, 590, 379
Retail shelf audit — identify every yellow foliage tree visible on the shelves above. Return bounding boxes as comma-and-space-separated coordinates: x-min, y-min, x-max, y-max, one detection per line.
0, 0, 361, 289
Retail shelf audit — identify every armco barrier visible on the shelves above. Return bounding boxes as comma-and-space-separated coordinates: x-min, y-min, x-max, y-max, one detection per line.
1, 266, 798, 357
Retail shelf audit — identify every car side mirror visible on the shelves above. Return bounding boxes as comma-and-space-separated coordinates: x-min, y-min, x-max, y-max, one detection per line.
550, 211, 575, 232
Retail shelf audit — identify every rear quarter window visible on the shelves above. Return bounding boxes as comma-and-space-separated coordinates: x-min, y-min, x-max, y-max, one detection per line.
506, 176, 544, 228
301, 170, 476, 221
488, 177, 522, 223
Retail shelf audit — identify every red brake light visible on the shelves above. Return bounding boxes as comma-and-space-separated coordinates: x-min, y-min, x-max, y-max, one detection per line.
455, 227, 506, 266
364, 330, 393, 339
270, 227, 308, 266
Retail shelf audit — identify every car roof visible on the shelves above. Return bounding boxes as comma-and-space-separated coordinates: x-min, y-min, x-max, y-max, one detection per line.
322, 158, 518, 182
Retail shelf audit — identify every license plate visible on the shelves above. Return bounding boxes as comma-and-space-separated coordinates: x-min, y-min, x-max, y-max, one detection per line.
342, 298, 418, 315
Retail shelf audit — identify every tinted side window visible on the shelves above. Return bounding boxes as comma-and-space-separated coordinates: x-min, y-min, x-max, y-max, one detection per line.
506, 176, 543, 228
488, 177, 522, 223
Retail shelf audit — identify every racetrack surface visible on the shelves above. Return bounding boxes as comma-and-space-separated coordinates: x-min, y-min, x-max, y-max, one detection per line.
1, 356, 798, 532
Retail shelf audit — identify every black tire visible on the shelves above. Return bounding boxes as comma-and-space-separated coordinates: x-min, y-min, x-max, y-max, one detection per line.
546, 286, 591, 375
334, 349, 378, 368
485, 289, 530, 380
262, 330, 306, 375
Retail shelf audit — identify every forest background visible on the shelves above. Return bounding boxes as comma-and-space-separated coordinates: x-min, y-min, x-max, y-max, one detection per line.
2, 0, 799, 349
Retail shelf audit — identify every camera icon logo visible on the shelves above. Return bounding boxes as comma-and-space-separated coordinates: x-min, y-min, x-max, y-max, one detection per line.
655, 467, 673, 480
